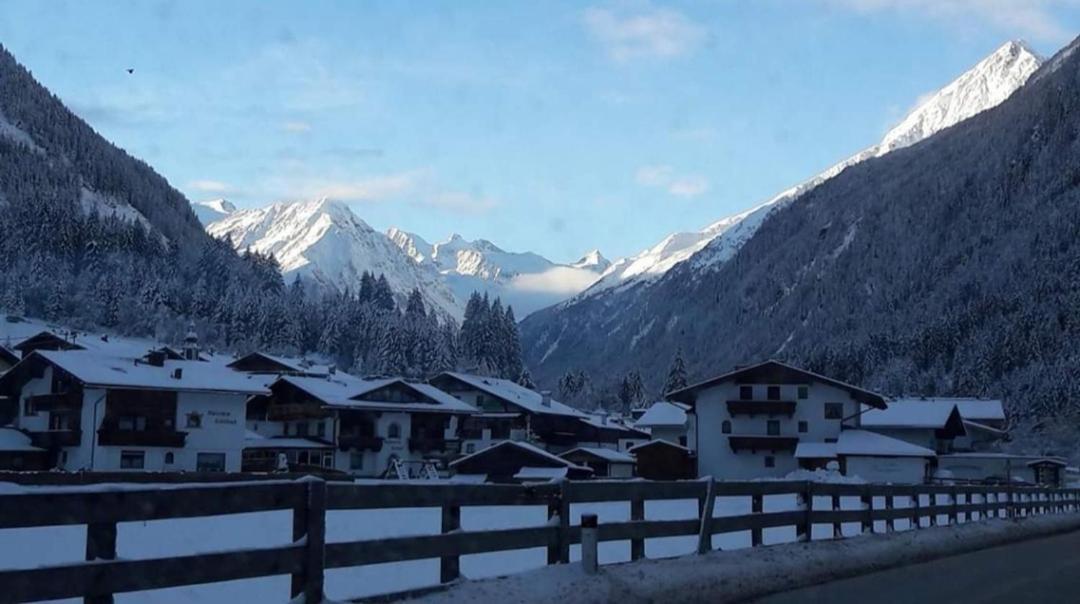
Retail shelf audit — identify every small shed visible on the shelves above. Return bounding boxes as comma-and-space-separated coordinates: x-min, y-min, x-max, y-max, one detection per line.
449, 440, 593, 483
1028, 458, 1067, 488
630, 439, 694, 480
836, 430, 935, 484
560, 447, 636, 478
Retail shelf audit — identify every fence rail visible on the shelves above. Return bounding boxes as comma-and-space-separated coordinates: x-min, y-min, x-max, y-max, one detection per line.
1, 478, 1078, 604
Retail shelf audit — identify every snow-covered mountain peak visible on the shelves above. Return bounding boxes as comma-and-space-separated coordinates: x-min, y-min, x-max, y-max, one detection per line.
192, 198, 237, 225
572, 249, 611, 272
575, 40, 1044, 300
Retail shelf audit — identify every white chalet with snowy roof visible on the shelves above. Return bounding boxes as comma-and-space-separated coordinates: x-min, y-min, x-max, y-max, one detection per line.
245, 374, 477, 477
668, 360, 888, 480
0, 348, 268, 472
633, 401, 694, 447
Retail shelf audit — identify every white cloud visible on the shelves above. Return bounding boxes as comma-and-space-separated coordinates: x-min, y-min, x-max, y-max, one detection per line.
583, 4, 706, 61
282, 121, 312, 133
188, 179, 234, 193
508, 266, 602, 295
635, 164, 710, 197
825, 0, 1077, 44
423, 191, 499, 214
299, 171, 421, 202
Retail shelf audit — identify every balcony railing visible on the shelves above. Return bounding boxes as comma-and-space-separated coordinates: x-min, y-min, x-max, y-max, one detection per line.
28, 429, 82, 448
728, 435, 799, 453
267, 403, 327, 421
97, 429, 187, 448
27, 392, 82, 412
337, 434, 384, 452
726, 400, 797, 416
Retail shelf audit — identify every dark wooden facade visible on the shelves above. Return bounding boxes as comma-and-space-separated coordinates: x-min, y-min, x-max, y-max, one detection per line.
631, 440, 694, 480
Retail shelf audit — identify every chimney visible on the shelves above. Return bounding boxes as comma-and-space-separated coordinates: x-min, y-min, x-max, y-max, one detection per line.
540, 390, 552, 407
172, 368, 183, 380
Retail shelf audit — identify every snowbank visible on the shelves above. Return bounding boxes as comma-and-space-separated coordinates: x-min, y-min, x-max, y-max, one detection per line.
407, 514, 1080, 604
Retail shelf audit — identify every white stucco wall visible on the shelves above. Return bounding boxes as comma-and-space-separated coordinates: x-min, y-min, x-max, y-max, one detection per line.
845, 456, 928, 484
695, 381, 860, 480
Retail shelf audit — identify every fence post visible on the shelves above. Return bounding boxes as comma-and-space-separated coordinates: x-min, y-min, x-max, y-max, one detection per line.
697, 477, 716, 554
860, 488, 872, 534
832, 493, 842, 538
85, 521, 117, 604
751, 492, 764, 547
630, 495, 645, 561
291, 478, 326, 602
948, 487, 959, 525
884, 492, 895, 533
581, 513, 599, 575
440, 502, 462, 583
547, 480, 570, 565
912, 490, 921, 529
797, 481, 812, 543
1006, 487, 1015, 519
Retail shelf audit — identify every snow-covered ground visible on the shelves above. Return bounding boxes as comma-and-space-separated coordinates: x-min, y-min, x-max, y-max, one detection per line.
0, 480, 961, 603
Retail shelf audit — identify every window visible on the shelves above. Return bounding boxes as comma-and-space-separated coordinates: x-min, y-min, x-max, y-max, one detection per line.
120, 450, 145, 469
322, 452, 333, 468
186, 412, 202, 428
721, 420, 731, 434
824, 403, 844, 420
387, 423, 401, 439
23, 397, 36, 416
164, 452, 175, 464
679, 436, 688, 446
316, 422, 326, 438
767, 420, 780, 436
196, 452, 226, 472
118, 415, 147, 431
764, 456, 775, 468
824, 437, 837, 444
739, 386, 753, 400
767, 386, 781, 401
49, 413, 71, 430
465, 443, 476, 454
797, 386, 809, 400
350, 451, 364, 470
295, 422, 309, 437
798, 421, 808, 433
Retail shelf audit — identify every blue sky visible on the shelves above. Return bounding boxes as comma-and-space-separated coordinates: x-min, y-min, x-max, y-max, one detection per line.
1, 1, 1078, 262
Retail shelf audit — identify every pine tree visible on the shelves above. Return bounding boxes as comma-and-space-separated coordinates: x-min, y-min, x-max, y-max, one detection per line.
663, 349, 689, 395
517, 367, 537, 390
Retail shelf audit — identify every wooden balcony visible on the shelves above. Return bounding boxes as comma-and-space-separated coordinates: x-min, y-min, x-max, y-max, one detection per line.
338, 434, 384, 452
409, 437, 461, 456
726, 400, 797, 417
728, 435, 799, 453
27, 392, 82, 412
28, 429, 82, 449
97, 429, 187, 447
267, 403, 327, 421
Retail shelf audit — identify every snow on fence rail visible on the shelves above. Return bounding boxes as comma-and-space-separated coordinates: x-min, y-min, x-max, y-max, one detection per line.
0, 479, 1078, 604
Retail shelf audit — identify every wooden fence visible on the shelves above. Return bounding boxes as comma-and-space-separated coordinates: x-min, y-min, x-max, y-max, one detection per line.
1, 478, 1078, 604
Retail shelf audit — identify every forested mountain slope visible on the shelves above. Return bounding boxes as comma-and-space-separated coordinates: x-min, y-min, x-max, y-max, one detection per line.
524, 37, 1080, 443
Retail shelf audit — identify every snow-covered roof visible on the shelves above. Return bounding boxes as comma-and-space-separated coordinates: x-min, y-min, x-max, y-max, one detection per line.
436, 372, 586, 418
836, 430, 936, 458
794, 442, 838, 459
628, 438, 693, 454
962, 420, 1006, 436
281, 375, 477, 415
634, 401, 688, 428
860, 401, 960, 429
27, 350, 271, 395
449, 440, 590, 471
0, 427, 43, 452
892, 397, 1005, 423
668, 360, 888, 408
1026, 457, 1068, 467
580, 414, 650, 436
514, 466, 568, 480
560, 446, 636, 464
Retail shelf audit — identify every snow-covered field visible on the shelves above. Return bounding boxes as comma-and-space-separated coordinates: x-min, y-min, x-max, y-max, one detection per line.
0, 482, 963, 603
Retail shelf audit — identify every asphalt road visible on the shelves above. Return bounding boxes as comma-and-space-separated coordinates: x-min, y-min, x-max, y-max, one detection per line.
753, 529, 1080, 604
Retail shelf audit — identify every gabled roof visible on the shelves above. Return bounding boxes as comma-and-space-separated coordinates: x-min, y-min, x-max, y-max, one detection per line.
560, 446, 636, 464
794, 442, 838, 459
433, 372, 586, 418
580, 414, 651, 438
0, 345, 20, 366
667, 360, 887, 409
860, 401, 964, 431
628, 438, 693, 454
836, 430, 936, 458
280, 375, 477, 414
891, 397, 1006, 423
449, 440, 590, 471
634, 401, 688, 428
227, 352, 332, 375
1026, 457, 1068, 467
13, 330, 84, 353
6, 350, 271, 395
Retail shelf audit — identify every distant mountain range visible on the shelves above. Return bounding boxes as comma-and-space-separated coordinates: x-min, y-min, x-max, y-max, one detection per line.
199, 198, 609, 319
